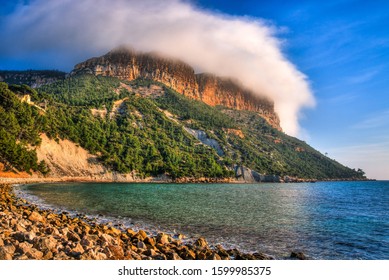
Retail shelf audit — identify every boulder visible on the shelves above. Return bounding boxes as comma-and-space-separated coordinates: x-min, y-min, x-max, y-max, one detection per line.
106, 245, 124, 260
43, 251, 54, 260
80, 249, 96, 260
144, 236, 156, 246
144, 249, 158, 257
67, 231, 81, 242
80, 236, 94, 248
35, 236, 58, 252
194, 237, 208, 248
166, 252, 182, 260
136, 230, 148, 241
2, 244, 16, 255
13, 224, 26, 232
137, 241, 147, 250
13, 231, 36, 243
0, 247, 13, 260
178, 247, 196, 260
253, 252, 274, 260
100, 233, 116, 245
125, 229, 136, 237
153, 254, 167, 260
28, 211, 44, 223
45, 226, 60, 236
290, 251, 307, 260
17, 242, 33, 254
174, 233, 185, 240
156, 233, 171, 245
46, 213, 57, 220
53, 251, 70, 260
71, 243, 85, 255
196, 251, 207, 260
26, 248, 44, 259
108, 227, 122, 236
95, 252, 108, 260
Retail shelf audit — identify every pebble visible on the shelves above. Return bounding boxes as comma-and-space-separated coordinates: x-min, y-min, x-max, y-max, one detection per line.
0, 183, 277, 260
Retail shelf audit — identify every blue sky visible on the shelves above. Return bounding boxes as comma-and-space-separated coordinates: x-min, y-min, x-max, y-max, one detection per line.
196, 0, 389, 179
1, 0, 388, 179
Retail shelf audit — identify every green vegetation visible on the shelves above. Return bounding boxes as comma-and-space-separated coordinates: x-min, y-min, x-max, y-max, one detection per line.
41, 74, 120, 107
154, 87, 364, 179
0, 70, 66, 86
156, 87, 236, 130
0, 83, 49, 174
39, 75, 230, 178
221, 110, 362, 179
0, 74, 365, 180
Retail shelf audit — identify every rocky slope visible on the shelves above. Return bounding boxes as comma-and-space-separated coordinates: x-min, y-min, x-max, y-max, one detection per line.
0, 70, 66, 88
72, 48, 281, 130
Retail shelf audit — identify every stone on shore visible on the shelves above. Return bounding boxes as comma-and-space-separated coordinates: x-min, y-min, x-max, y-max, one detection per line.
290, 251, 308, 260
156, 233, 171, 245
194, 237, 208, 248
26, 248, 44, 259
0, 183, 282, 261
28, 211, 44, 223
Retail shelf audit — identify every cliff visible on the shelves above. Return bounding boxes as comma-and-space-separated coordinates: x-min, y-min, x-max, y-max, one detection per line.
0, 70, 66, 88
196, 73, 281, 130
72, 48, 199, 99
72, 48, 281, 130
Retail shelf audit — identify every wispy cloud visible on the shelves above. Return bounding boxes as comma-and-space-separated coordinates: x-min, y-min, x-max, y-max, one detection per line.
345, 69, 380, 84
323, 92, 358, 104
0, 0, 315, 136
352, 110, 389, 129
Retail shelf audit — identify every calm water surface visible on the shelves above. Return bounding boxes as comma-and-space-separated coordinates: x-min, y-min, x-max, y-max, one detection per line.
15, 181, 389, 259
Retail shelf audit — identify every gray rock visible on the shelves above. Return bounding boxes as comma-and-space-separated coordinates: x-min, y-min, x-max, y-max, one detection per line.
184, 127, 224, 156
290, 251, 308, 260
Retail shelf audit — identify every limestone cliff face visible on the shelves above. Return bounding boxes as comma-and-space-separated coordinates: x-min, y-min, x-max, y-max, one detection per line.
73, 48, 199, 99
196, 73, 281, 130
72, 48, 281, 130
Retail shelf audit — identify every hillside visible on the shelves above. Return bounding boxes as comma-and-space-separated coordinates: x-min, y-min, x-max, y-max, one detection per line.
0, 70, 66, 88
0, 73, 366, 181
72, 48, 281, 130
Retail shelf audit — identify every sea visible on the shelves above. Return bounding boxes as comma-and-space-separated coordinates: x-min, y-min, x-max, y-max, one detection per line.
14, 181, 389, 260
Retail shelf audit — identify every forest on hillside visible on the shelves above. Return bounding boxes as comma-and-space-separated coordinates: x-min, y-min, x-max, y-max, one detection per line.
0, 75, 365, 180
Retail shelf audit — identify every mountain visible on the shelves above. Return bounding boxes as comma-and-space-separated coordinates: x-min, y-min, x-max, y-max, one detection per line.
0, 70, 66, 88
0, 48, 367, 182
72, 48, 281, 130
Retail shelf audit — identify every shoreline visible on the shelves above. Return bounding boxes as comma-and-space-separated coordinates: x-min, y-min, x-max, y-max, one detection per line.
1, 183, 283, 260
0, 175, 375, 186
2, 177, 379, 260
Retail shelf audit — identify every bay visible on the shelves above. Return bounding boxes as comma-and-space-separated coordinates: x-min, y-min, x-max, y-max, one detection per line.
15, 181, 389, 259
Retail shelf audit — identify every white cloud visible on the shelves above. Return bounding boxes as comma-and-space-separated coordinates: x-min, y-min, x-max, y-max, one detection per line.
1, 0, 315, 136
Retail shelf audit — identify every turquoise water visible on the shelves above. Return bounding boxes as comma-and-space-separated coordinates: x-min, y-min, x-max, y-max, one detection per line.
16, 181, 389, 259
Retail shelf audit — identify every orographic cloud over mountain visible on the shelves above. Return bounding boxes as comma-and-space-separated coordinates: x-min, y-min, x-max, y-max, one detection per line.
1, 0, 315, 136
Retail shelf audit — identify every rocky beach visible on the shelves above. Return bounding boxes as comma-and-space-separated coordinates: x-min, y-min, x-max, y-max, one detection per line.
0, 183, 277, 260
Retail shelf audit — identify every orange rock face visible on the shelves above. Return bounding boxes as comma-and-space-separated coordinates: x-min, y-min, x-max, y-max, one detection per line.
72, 48, 281, 130
225, 129, 245, 139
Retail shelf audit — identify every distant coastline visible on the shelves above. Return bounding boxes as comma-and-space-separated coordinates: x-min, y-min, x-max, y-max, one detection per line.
0, 174, 375, 186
